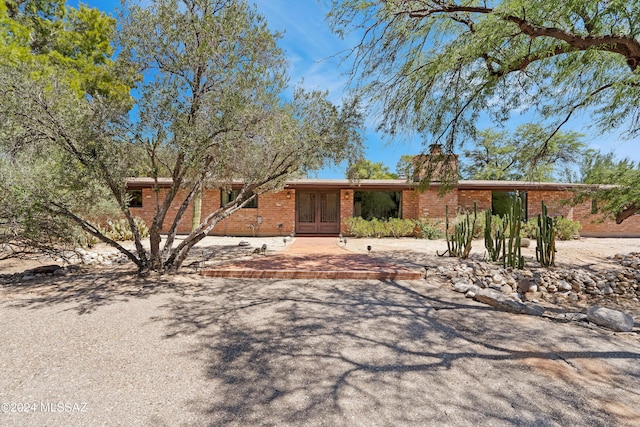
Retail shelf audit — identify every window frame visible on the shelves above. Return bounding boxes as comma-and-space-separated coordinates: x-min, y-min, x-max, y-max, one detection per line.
126, 190, 143, 208
220, 189, 258, 209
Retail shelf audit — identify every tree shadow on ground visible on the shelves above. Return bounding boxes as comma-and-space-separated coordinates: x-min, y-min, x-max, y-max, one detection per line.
153, 278, 640, 426
3, 248, 640, 425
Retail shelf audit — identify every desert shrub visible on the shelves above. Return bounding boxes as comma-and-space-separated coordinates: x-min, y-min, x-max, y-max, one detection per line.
413, 218, 443, 239
520, 220, 537, 239
370, 218, 388, 237
345, 217, 416, 238
344, 217, 374, 238
555, 216, 581, 240
101, 217, 150, 242
72, 229, 100, 248
455, 209, 488, 238
387, 217, 416, 238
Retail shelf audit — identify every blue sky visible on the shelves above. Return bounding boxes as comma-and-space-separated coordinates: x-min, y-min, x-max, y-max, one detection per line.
73, 0, 640, 179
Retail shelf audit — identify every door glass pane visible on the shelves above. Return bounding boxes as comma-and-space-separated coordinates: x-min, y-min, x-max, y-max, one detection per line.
320, 193, 338, 223
298, 193, 316, 223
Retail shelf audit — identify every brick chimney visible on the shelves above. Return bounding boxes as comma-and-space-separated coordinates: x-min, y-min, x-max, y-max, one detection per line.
412, 144, 458, 182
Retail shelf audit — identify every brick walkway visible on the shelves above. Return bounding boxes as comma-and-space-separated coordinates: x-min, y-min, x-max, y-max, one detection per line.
200, 237, 424, 280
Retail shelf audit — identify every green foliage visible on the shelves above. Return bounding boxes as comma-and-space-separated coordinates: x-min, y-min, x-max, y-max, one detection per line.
577, 150, 640, 223
520, 221, 538, 239
536, 202, 556, 267
413, 218, 443, 240
101, 217, 150, 242
347, 159, 398, 179
462, 125, 586, 182
439, 203, 476, 259
1, 0, 364, 273
344, 217, 374, 238
555, 217, 581, 241
328, 1, 640, 173
344, 216, 417, 238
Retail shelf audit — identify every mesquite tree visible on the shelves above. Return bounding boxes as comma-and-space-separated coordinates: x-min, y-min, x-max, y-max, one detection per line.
329, 0, 640, 220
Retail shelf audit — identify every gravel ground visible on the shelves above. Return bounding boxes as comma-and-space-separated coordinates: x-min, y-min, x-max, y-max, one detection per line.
1, 263, 640, 426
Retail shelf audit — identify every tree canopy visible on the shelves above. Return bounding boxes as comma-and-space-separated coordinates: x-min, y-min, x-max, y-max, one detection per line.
462, 124, 586, 181
0, 0, 363, 272
578, 151, 640, 223
346, 159, 398, 179
328, 0, 640, 219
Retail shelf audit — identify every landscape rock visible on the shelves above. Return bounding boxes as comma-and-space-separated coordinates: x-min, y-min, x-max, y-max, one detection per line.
453, 282, 478, 294
473, 289, 527, 314
500, 284, 513, 295
524, 303, 546, 317
557, 280, 572, 292
586, 306, 634, 332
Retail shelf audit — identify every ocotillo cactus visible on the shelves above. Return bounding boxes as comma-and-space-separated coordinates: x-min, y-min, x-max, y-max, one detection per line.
536, 201, 556, 267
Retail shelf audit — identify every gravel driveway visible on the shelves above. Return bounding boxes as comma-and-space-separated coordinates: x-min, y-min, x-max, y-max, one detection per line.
1, 269, 640, 426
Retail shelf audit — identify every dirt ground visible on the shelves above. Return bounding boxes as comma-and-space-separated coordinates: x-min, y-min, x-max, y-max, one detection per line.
1, 237, 639, 426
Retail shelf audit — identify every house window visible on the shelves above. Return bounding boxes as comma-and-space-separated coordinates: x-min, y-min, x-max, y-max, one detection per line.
221, 189, 257, 208
353, 191, 402, 220
127, 190, 143, 208
492, 191, 527, 219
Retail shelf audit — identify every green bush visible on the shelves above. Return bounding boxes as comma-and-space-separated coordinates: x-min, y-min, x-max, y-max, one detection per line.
555, 216, 581, 240
520, 220, 537, 239
344, 217, 417, 238
413, 218, 443, 239
388, 217, 416, 238
344, 217, 374, 238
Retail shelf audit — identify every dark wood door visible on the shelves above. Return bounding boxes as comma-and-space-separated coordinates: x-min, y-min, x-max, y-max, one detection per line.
296, 191, 340, 234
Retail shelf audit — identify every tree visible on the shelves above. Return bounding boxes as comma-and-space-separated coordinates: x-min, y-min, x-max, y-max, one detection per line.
0, 0, 132, 255
346, 159, 398, 179
462, 124, 586, 181
328, 1, 640, 219
0, 0, 363, 273
578, 151, 640, 223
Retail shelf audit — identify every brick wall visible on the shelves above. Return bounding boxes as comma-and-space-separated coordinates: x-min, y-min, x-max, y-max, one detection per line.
340, 189, 354, 235
416, 188, 458, 219
527, 190, 573, 219
458, 190, 492, 212
401, 189, 418, 220
130, 187, 295, 236
129, 184, 640, 238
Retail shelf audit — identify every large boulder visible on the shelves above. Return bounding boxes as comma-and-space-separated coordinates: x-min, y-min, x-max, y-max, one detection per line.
586, 306, 634, 332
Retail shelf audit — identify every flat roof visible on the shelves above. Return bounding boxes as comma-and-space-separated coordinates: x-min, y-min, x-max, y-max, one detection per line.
125, 177, 608, 191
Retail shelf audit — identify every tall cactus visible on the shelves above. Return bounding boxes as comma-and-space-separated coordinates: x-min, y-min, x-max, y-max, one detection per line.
438, 202, 477, 259
536, 201, 556, 267
484, 210, 505, 263
505, 192, 525, 269
484, 192, 525, 269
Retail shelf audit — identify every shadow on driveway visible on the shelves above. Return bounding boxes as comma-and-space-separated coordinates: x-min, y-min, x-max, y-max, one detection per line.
155, 278, 640, 426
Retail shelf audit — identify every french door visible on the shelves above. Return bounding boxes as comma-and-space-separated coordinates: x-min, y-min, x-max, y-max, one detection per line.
295, 191, 340, 234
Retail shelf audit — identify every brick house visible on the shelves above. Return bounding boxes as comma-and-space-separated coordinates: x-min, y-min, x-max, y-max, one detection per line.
125, 150, 640, 238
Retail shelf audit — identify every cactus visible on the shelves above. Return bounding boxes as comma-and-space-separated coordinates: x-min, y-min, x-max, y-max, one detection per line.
505, 192, 525, 269
484, 193, 525, 269
484, 210, 505, 263
439, 202, 477, 259
536, 201, 556, 267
